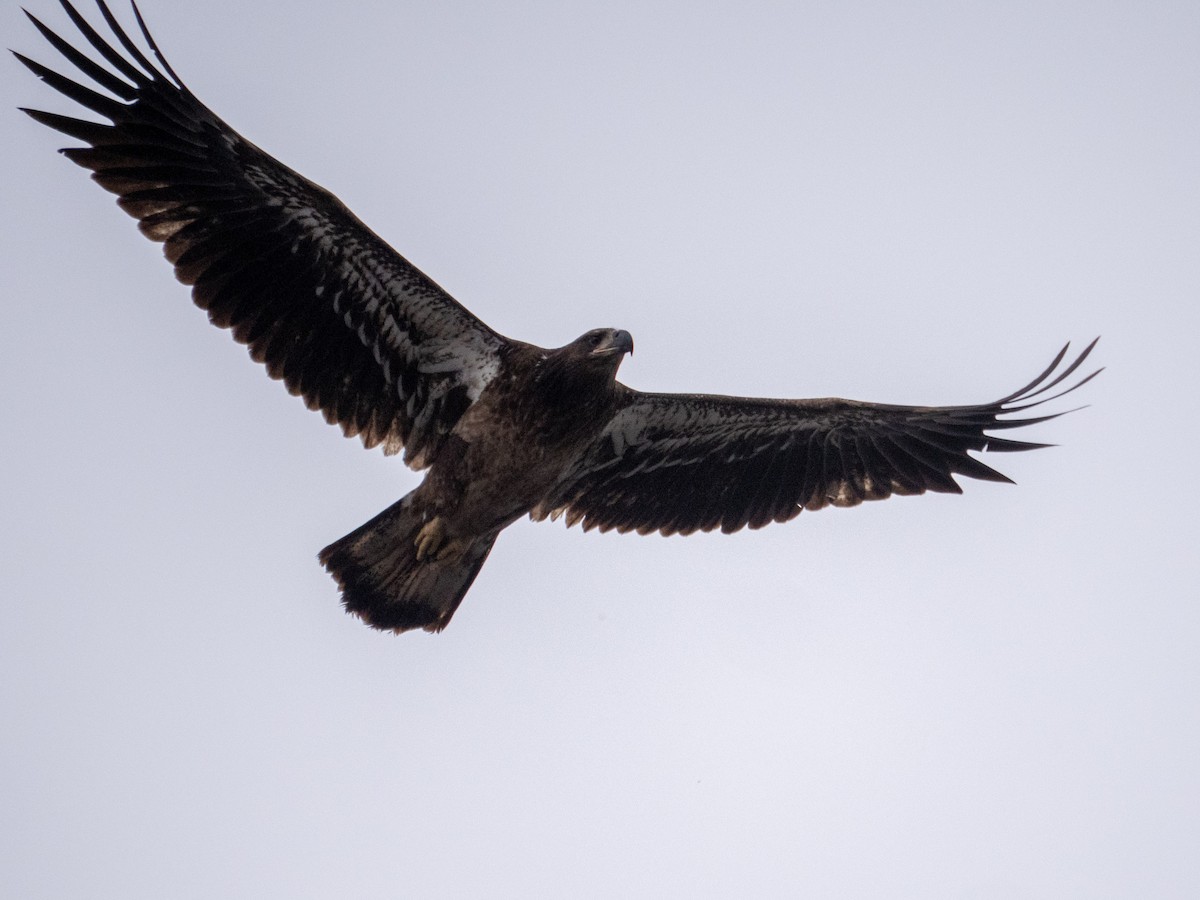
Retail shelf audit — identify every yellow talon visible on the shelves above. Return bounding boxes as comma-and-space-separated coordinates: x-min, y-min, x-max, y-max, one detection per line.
414, 517, 446, 562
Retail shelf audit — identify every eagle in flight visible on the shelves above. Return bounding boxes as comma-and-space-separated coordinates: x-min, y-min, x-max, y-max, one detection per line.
19, 1, 1100, 633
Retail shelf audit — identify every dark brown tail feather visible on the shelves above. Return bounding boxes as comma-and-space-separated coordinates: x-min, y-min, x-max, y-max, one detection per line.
318, 493, 496, 633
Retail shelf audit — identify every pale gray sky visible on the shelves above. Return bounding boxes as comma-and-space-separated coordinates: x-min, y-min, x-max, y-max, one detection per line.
2, 1, 1197, 897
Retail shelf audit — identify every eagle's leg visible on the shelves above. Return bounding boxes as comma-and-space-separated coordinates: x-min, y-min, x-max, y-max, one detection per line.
414, 517, 447, 561
414, 517, 471, 562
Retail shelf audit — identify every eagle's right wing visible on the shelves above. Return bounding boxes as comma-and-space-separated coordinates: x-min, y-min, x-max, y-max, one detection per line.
536, 341, 1100, 536
18, 0, 507, 469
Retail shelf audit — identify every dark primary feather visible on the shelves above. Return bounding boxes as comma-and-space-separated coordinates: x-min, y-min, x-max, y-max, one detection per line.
17, 0, 507, 468
536, 339, 1101, 536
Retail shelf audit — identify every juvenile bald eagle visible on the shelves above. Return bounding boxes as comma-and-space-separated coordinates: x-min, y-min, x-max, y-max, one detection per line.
19, 1, 1099, 633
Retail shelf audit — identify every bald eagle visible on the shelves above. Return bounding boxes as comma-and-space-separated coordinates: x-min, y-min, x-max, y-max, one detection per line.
18, 1, 1099, 633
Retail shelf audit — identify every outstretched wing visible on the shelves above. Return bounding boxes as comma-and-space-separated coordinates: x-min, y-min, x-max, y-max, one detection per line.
535, 340, 1101, 536
17, 0, 507, 468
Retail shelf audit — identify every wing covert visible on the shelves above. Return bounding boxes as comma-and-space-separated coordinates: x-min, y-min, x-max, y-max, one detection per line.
535, 340, 1101, 536
18, 0, 507, 468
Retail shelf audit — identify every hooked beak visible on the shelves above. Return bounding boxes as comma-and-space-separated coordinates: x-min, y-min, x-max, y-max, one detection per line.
595, 329, 634, 358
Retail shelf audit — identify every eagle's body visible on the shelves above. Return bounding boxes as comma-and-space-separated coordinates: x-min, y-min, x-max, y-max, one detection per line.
423, 335, 630, 538
319, 330, 633, 631
19, 1, 1099, 633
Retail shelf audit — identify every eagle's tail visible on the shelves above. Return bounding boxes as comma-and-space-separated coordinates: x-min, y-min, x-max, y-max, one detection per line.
318, 493, 497, 633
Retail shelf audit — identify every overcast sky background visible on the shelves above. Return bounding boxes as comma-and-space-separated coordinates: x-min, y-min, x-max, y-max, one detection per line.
1, 1, 1197, 897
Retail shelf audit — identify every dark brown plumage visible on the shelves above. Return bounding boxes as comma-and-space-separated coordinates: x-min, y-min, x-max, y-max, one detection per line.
19, 1, 1100, 633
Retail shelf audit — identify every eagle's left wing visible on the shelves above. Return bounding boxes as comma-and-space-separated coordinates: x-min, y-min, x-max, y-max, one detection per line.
535, 340, 1100, 536
17, 1, 509, 470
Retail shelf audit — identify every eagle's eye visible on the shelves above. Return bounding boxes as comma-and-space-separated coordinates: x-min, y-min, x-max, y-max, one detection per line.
588, 333, 604, 347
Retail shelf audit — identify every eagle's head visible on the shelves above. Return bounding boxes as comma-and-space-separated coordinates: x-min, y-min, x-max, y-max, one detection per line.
570, 328, 634, 369
536, 328, 634, 413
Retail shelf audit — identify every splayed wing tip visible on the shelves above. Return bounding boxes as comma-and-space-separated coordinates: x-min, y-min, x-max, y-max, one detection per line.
997, 337, 1102, 409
